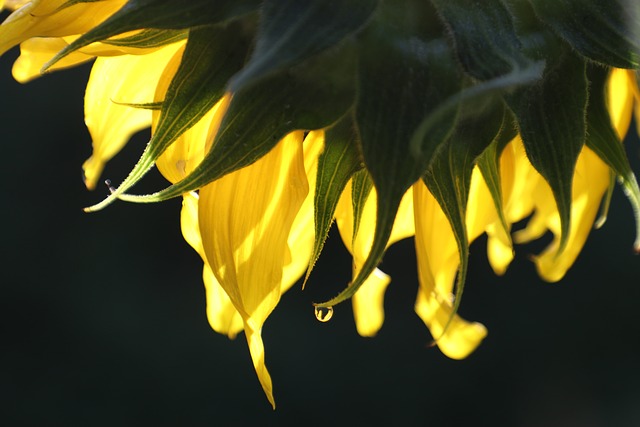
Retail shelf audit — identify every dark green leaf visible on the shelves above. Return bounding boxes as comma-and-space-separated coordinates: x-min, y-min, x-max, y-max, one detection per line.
103, 29, 187, 48
529, 0, 640, 68
431, 0, 533, 80
422, 97, 506, 336
476, 116, 517, 246
86, 23, 251, 211
315, 0, 462, 308
117, 40, 358, 205
351, 169, 374, 244
230, 0, 378, 91
305, 113, 363, 285
505, 48, 588, 253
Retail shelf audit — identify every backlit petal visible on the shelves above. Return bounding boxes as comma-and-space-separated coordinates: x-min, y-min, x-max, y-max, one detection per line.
334, 183, 414, 337
180, 193, 243, 339
282, 130, 324, 290
607, 68, 635, 138
0, 0, 126, 56
412, 180, 487, 359
12, 36, 93, 83
532, 147, 610, 282
82, 41, 184, 189
198, 132, 308, 408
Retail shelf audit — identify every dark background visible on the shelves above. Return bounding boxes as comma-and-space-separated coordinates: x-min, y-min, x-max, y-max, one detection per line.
1, 41, 640, 426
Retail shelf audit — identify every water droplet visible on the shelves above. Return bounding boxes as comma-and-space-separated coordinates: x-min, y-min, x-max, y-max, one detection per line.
314, 306, 333, 323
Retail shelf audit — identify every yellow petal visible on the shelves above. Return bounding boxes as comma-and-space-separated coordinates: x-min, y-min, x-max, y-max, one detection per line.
414, 286, 487, 360
179, 192, 243, 338
351, 268, 391, 337
466, 167, 500, 243
488, 137, 544, 271
82, 41, 184, 189
198, 132, 308, 408
11, 32, 164, 83
486, 141, 517, 275
155, 96, 229, 184
533, 147, 610, 282
203, 263, 244, 339
282, 130, 324, 290
0, 0, 126, 57
12, 36, 93, 83
412, 180, 487, 359
607, 68, 635, 139
334, 183, 414, 337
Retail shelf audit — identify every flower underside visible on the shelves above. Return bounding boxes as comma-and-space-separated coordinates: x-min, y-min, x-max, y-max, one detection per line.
2, 0, 640, 408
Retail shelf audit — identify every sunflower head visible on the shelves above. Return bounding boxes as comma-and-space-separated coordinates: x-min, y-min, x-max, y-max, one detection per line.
2, 0, 639, 407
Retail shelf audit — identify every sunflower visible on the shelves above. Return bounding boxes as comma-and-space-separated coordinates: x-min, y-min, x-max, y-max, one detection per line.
1, 0, 639, 408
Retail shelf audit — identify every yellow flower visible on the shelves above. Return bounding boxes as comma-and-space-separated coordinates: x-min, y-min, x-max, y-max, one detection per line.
2, 0, 639, 408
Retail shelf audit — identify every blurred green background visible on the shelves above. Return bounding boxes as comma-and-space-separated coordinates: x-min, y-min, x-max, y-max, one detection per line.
1, 41, 640, 426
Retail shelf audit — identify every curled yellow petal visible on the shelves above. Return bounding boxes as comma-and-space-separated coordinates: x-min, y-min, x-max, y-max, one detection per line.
12, 36, 94, 83
412, 180, 487, 359
607, 68, 635, 139
282, 130, 324, 290
532, 147, 610, 282
485, 140, 517, 275
334, 182, 414, 337
198, 132, 308, 408
0, 0, 126, 57
155, 97, 227, 184
180, 193, 243, 339
414, 287, 487, 360
351, 268, 391, 337
82, 41, 184, 189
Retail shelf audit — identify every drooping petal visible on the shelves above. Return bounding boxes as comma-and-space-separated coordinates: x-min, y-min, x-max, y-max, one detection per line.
466, 166, 501, 243
350, 267, 391, 337
0, 0, 126, 57
179, 193, 244, 339
487, 137, 542, 274
12, 36, 94, 83
11, 31, 171, 83
530, 147, 611, 282
485, 139, 517, 275
82, 41, 184, 189
412, 179, 487, 359
198, 132, 308, 408
334, 183, 414, 337
607, 68, 635, 138
281, 130, 324, 291
155, 96, 227, 184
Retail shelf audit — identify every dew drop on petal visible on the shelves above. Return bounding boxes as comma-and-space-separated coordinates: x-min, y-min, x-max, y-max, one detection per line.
314, 306, 333, 323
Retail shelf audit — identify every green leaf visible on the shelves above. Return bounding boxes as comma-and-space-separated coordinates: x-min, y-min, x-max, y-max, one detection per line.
351, 169, 374, 245
585, 65, 640, 251
230, 0, 378, 92
476, 116, 518, 246
314, 0, 463, 309
431, 0, 534, 80
305, 113, 363, 286
110, 100, 163, 110
505, 48, 588, 254
43, 0, 260, 71
86, 23, 251, 211
409, 60, 544, 158
422, 97, 506, 338
103, 29, 187, 48
529, 0, 640, 68
118, 40, 358, 205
